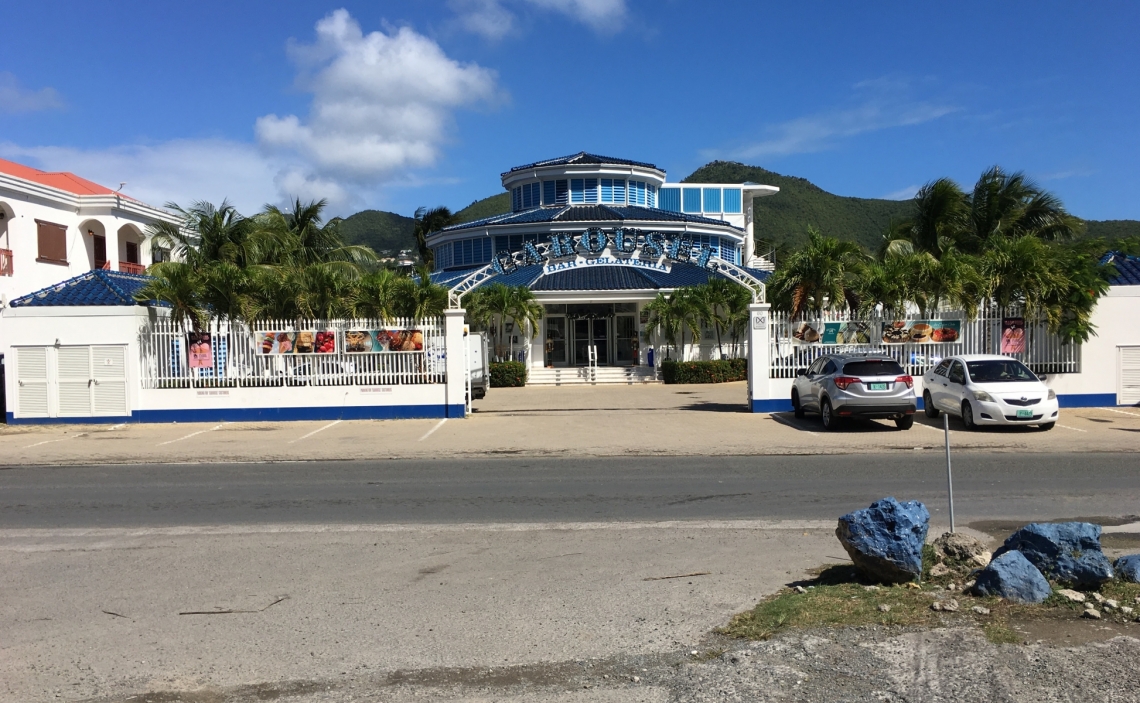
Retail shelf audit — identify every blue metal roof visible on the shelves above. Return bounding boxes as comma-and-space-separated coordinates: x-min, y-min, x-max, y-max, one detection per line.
504, 152, 659, 175
1103, 251, 1140, 286
441, 204, 743, 233
9, 269, 157, 307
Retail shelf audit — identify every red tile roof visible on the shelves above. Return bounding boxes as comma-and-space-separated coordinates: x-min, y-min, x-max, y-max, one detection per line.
0, 157, 121, 196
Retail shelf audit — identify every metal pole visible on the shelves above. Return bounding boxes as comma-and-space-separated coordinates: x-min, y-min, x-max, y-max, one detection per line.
944, 412, 955, 533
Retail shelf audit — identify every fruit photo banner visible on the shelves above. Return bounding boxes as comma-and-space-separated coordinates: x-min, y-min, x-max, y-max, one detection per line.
344, 330, 425, 353
791, 321, 878, 346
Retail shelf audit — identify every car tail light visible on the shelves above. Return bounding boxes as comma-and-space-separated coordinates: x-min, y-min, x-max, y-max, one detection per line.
834, 376, 859, 390
895, 375, 913, 388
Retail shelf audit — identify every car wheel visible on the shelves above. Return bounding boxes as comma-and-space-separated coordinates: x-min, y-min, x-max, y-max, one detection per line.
961, 401, 977, 430
923, 390, 939, 418
792, 390, 805, 419
895, 415, 914, 430
820, 398, 841, 431
1038, 422, 1055, 431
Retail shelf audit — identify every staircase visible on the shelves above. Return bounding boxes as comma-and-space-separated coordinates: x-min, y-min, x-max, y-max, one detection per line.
527, 366, 660, 386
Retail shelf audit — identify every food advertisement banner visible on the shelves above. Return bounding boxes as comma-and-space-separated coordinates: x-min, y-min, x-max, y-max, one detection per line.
791, 321, 877, 345
187, 332, 213, 368
1001, 318, 1026, 354
259, 331, 337, 355
344, 330, 424, 353
881, 320, 961, 344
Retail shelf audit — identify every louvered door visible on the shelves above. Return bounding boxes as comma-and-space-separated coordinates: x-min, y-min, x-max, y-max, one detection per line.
16, 347, 49, 417
92, 345, 128, 416
1121, 346, 1140, 405
57, 346, 93, 416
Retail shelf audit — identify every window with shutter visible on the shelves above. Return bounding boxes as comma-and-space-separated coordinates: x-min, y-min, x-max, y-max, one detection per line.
659, 187, 680, 212
703, 188, 722, 213
16, 347, 49, 417
682, 188, 701, 213
646, 184, 656, 208
555, 180, 569, 204
93, 235, 107, 269
584, 179, 598, 203
613, 180, 626, 204
570, 179, 584, 203
126, 241, 140, 264
36, 220, 68, 264
723, 188, 742, 213
601, 179, 613, 203
543, 181, 556, 205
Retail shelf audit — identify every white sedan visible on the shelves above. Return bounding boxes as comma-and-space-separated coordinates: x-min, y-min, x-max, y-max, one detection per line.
920, 354, 1059, 430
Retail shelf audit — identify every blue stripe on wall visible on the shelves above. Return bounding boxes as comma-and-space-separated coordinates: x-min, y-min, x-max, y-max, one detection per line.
1057, 393, 1118, 408
6, 404, 464, 425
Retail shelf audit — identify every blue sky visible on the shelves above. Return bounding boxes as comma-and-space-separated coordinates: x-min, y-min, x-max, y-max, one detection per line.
2, 1, 1137, 223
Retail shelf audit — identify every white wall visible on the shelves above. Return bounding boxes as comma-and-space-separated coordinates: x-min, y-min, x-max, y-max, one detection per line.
1, 306, 459, 423
1045, 285, 1140, 404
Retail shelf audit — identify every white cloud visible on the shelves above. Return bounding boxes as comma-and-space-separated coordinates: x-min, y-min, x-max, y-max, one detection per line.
256, 9, 501, 183
450, 0, 626, 39
882, 184, 920, 201
0, 140, 279, 214
726, 101, 957, 161
449, 0, 516, 40
0, 72, 65, 114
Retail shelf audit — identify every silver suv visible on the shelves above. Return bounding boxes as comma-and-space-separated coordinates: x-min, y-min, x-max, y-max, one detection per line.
791, 353, 917, 430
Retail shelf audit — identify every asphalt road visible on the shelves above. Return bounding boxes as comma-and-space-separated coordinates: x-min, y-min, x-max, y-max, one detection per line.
3, 452, 1138, 529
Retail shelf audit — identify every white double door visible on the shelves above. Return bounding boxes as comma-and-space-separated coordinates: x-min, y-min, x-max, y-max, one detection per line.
15, 345, 129, 419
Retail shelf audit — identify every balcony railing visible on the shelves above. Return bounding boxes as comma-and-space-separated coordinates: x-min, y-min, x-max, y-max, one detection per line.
100, 260, 147, 275
0, 248, 12, 276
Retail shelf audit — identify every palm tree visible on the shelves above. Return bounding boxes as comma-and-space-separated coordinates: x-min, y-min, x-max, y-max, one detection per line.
643, 292, 682, 359
767, 226, 866, 319
147, 200, 262, 269
352, 268, 403, 322
413, 206, 458, 269
394, 266, 448, 322
507, 286, 543, 360
134, 262, 206, 332
967, 167, 1081, 249
907, 179, 969, 257
262, 198, 376, 269
691, 278, 737, 358
722, 284, 753, 358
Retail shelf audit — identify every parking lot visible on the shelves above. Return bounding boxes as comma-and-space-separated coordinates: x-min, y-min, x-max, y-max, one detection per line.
1, 382, 1137, 466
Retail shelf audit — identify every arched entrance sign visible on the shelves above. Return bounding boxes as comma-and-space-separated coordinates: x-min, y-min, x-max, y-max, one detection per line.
447, 227, 766, 308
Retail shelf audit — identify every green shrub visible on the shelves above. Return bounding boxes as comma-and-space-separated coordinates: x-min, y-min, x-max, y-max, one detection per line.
490, 361, 527, 387
661, 358, 747, 384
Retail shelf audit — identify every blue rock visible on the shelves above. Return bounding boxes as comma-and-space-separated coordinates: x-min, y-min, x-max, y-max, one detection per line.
973, 550, 1053, 603
1116, 554, 1140, 583
836, 497, 929, 584
993, 522, 1114, 587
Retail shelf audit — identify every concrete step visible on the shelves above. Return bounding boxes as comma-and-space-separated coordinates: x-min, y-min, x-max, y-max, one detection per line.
527, 366, 660, 385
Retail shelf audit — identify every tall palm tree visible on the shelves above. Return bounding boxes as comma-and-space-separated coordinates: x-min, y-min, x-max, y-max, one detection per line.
352, 268, 404, 322
413, 206, 457, 269
643, 292, 682, 360
967, 166, 1080, 249
134, 262, 206, 332
908, 179, 969, 257
767, 226, 866, 320
262, 198, 376, 269
147, 200, 262, 269
507, 286, 543, 360
394, 266, 448, 322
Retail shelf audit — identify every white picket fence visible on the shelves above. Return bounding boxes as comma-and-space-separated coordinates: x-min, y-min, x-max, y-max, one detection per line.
769, 305, 1081, 379
139, 317, 447, 388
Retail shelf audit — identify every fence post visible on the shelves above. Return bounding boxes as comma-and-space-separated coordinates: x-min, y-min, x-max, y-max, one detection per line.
444, 309, 467, 418
748, 302, 773, 413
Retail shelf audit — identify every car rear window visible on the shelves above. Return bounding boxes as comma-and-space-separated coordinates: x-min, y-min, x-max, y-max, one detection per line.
843, 360, 905, 376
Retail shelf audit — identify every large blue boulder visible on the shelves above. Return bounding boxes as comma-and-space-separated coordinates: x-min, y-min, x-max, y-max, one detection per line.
836, 497, 929, 584
1116, 554, 1140, 583
973, 550, 1053, 603
993, 522, 1114, 587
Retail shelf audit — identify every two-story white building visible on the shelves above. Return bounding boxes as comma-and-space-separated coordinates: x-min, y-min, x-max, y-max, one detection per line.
0, 158, 175, 307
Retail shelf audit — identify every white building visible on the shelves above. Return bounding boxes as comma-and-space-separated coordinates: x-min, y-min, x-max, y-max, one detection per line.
0, 158, 175, 307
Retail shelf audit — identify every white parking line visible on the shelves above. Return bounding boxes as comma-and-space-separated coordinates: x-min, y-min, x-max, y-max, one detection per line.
108, 423, 126, 430
418, 418, 447, 441
1057, 424, 1088, 433
289, 420, 342, 444
24, 433, 87, 449
157, 423, 226, 446
1101, 407, 1140, 418
917, 423, 947, 433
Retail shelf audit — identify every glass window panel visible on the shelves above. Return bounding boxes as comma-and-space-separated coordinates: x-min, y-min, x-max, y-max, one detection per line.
543, 180, 556, 205
613, 180, 626, 203
703, 188, 721, 212
682, 187, 702, 212
584, 178, 598, 203
570, 179, 584, 203
647, 184, 656, 208
601, 179, 613, 202
723, 188, 742, 213
659, 187, 681, 212
555, 180, 569, 204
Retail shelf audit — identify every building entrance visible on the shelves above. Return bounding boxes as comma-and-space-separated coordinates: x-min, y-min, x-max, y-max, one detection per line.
573, 317, 609, 366
543, 304, 638, 367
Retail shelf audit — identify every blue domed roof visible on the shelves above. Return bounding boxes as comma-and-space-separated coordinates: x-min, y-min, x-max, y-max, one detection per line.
504, 151, 659, 175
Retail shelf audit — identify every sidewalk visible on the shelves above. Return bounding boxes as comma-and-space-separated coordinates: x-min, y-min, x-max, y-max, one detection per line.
1, 382, 1137, 466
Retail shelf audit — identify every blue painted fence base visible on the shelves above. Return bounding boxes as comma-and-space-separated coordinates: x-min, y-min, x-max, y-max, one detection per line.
6, 404, 463, 425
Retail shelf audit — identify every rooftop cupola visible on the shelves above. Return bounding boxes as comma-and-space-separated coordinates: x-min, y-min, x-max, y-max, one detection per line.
501, 152, 667, 212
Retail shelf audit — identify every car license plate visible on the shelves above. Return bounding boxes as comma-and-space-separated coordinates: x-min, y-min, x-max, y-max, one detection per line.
869, 382, 889, 391
1016, 409, 1033, 418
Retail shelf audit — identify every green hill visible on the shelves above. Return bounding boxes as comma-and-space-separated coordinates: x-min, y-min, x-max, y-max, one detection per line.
1084, 219, 1140, 240
454, 192, 511, 224
331, 209, 415, 255
683, 161, 913, 254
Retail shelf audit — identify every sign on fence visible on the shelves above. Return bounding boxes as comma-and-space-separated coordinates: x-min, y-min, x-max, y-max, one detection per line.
1001, 318, 1026, 354
259, 331, 338, 355
345, 330, 425, 353
881, 320, 961, 344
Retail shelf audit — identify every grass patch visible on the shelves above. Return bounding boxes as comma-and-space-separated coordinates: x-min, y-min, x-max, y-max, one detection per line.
983, 623, 1023, 644
721, 563, 1140, 644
